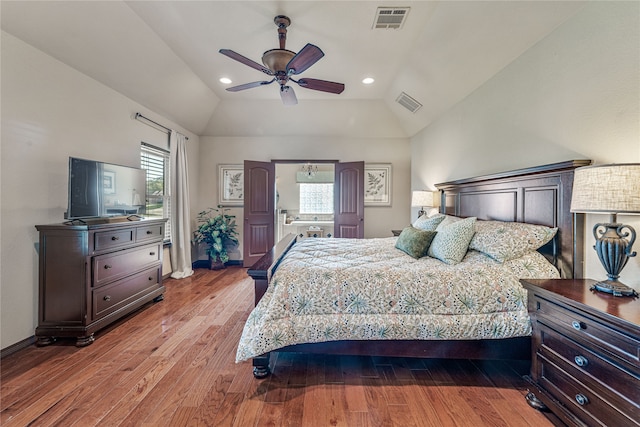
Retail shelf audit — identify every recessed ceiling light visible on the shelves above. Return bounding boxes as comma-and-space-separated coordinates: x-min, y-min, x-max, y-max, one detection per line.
362, 77, 375, 85
219, 77, 232, 84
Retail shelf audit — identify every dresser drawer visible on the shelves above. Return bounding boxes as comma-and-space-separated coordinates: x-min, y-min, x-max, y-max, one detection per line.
93, 228, 135, 251
136, 224, 164, 243
93, 243, 161, 287
537, 354, 639, 427
533, 294, 640, 369
536, 323, 640, 418
93, 267, 161, 320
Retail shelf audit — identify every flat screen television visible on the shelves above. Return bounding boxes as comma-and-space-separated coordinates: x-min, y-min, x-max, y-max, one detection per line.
65, 157, 147, 220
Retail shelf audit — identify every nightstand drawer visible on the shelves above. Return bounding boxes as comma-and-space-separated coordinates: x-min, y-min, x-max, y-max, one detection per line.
537, 323, 640, 417
538, 354, 639, 427
533, 294, 640, 369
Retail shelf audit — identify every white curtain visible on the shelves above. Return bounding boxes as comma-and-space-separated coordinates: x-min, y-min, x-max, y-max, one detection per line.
169, 131, 194, 279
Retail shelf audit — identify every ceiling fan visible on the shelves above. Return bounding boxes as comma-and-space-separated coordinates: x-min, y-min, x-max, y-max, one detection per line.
219, 15, 345, 105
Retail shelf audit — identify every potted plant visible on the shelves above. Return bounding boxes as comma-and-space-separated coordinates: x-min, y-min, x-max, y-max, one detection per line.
193, 205, 239, 270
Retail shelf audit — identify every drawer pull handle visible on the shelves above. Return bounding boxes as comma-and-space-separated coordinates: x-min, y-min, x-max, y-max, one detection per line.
575, 394, 589, 406
103, 295, 111, 301
111, 236, 119, 241
104, 265, 112, 269
150, 252, 156, 256
571, 320, 584, 331
148, 277, 154, 281
146, 230, 152, 234
574, 355, 588, 367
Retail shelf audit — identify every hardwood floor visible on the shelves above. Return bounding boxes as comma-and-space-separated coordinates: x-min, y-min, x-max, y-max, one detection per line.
1, 267, 557, 426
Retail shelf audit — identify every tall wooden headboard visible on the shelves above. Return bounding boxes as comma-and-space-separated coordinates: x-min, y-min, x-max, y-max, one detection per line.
435, 160, 591, 279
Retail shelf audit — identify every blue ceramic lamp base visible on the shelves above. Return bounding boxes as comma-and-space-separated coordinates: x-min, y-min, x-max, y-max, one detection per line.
591, 222, 638, 297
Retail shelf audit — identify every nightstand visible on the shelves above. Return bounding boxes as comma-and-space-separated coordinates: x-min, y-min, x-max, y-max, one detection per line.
520, 279, 640, 427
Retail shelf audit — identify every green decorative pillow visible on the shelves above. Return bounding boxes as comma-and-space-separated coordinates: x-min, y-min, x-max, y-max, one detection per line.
395, 226, 437, 259
412, 214, 445, 231
428, 217, 477, 265
469, 220, 558, 262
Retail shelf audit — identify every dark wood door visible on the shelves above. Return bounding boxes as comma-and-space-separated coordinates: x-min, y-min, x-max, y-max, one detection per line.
243, 161, 275, 267
334, 161, 364, 238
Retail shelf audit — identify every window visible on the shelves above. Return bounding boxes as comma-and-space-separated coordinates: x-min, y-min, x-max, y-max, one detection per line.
141, 143, 171, 241
299, 183, 334, 214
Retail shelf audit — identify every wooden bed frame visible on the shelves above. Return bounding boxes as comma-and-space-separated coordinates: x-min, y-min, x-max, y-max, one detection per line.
247, 160, 590, 378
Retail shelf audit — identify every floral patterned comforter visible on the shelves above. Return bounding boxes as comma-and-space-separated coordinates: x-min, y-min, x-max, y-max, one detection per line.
236, 237, 559, 362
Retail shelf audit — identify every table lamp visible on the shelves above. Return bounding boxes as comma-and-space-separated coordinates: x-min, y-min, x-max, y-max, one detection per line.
412, 190, 440, 217
570, 163, 640, 296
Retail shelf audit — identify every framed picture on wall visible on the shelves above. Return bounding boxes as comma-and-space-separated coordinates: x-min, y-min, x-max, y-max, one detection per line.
364, 163, 392, 206
103, 170, 116, 194
218, 164, 244, 206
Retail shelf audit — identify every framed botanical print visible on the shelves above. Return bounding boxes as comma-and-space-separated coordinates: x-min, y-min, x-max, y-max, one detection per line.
364, 163, 392, 206
218, 164, 244, 206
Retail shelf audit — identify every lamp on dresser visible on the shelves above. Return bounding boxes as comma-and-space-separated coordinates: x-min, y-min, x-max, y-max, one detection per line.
570, 163, 640, 296
411, 190, 440, 217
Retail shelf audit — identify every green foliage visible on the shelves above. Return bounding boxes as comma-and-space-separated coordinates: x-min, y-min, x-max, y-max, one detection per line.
193, 205, 239, 263
147, 177, 164, 195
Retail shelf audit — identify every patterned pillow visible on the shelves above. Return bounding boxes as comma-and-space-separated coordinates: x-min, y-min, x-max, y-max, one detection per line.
435, 215, 462, 230
469, 220, 558, 262
412, 214, 445, 231
395, 226, 437, 259
428, 217, 477, 265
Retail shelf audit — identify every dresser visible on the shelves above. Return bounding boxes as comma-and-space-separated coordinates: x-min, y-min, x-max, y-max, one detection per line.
521, 279, 640, 426
35, 217, 167, 346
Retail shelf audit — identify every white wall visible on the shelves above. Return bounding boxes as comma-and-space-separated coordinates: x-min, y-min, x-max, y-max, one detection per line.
410, 2, 640, 288
195, 136, 411, 260
1, 32, 200, 349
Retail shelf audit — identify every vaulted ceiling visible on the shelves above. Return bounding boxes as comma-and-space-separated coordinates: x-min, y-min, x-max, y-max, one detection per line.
1, 1, 583, 138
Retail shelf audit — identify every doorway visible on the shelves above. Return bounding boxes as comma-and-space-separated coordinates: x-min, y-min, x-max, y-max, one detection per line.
275, 163, 335, 242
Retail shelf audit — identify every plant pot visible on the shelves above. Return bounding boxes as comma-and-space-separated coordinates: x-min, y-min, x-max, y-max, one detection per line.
209, 256, 226, 270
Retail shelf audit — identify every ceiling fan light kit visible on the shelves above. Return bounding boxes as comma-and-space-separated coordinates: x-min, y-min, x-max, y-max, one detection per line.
219, 15, 345, 105
262, 49, 296, 72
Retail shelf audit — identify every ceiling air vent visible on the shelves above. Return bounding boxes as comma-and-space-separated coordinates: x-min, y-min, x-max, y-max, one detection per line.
396, 92, 422, 113
373, 7, 410, 30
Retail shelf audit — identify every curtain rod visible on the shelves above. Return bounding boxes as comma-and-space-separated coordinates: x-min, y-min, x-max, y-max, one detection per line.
134, 113, 188, 140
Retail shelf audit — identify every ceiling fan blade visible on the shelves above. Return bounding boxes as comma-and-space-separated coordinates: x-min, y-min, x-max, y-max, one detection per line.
280, 85, 298, 105
226, 79, 275, 92
286, 43, 324, 75
296, 78, 345, 94
219, 49, 273, 75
